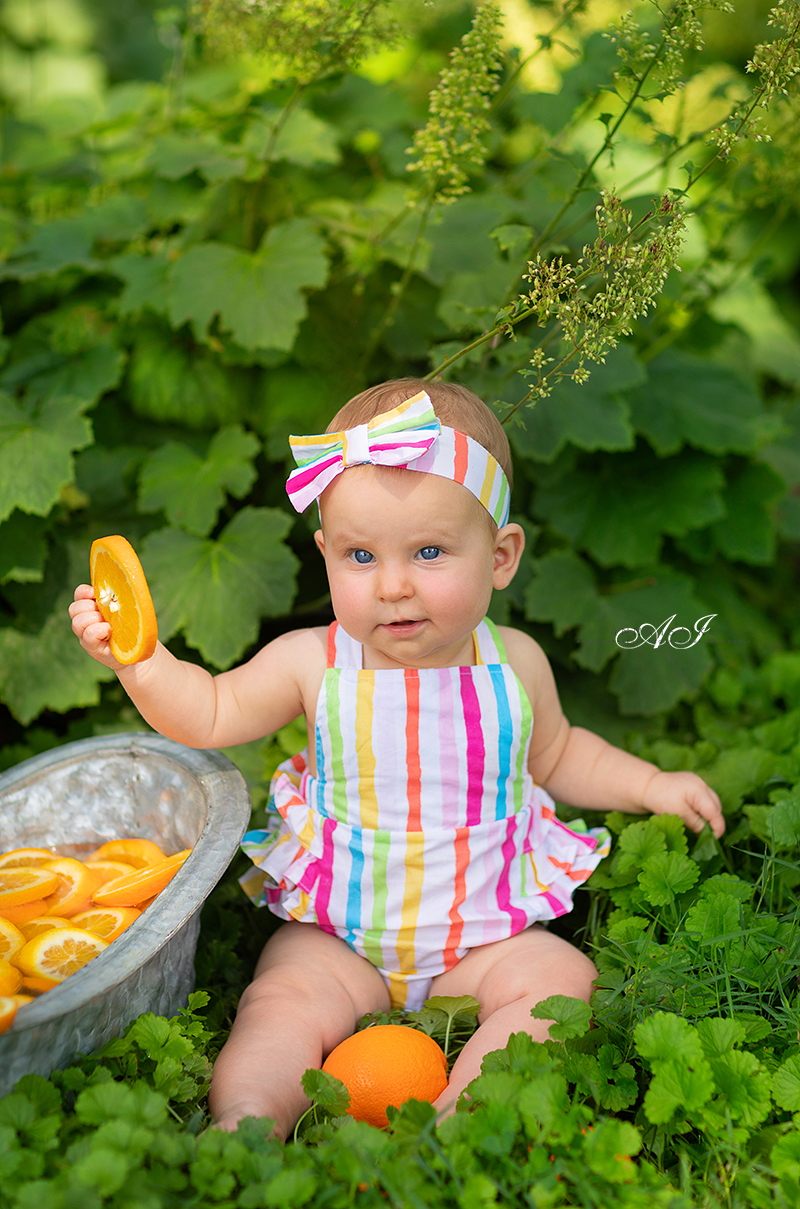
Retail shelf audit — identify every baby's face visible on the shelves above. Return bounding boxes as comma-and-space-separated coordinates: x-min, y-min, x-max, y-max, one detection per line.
315, 465, 519, 669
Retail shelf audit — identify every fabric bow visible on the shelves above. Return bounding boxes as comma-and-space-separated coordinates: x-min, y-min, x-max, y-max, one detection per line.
286, 392, 440, 513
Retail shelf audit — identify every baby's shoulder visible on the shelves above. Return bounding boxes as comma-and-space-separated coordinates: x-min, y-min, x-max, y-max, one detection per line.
252, 625, 329, 714
494, 625, 554, 694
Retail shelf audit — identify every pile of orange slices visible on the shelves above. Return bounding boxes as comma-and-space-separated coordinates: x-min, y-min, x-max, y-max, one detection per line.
0, 839, 190, 1036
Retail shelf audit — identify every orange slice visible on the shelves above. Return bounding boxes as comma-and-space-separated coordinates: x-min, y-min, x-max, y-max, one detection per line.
17, 928, 108, 983
10, 994, 33, 1008
93, 850, 191, 907
73, 906, 141, 943
0, 997, 17, 1035
0, 868, 59, 909
138, 895, 158, 909
87, 839, 165, 869
0, 917, 26, 965
42, 858, 101, 918
17, 916, 73, 943
21, 974, 59, 995
0, 898, 49, 926
90, 535, 158, 665
82, 860, 137, 886
0, 847, 57, 870
0, 959, 22, 995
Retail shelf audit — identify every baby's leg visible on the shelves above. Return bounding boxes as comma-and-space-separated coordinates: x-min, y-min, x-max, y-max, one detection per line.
209, 920, 390, 1138
427, 925, 597, 1115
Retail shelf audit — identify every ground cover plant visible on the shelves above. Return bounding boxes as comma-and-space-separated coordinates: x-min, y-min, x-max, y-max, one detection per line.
1, 0, 800, 1204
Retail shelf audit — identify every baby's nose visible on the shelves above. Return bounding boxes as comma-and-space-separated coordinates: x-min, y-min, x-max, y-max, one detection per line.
377, 561, 413, 600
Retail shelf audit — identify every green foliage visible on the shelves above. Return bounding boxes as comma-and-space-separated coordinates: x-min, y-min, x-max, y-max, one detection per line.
1, 1, 800, 1202
0, 0, 797, 736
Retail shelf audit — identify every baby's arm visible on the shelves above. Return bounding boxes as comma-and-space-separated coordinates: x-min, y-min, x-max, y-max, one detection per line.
69, 584, 323, 749
503, 627, 724, 838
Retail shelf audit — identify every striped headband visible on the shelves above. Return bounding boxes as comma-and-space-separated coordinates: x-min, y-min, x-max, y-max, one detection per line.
286, 390, 510, 527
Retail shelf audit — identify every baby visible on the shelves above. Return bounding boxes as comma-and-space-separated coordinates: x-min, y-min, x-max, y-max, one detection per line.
70, 377, 724, 1138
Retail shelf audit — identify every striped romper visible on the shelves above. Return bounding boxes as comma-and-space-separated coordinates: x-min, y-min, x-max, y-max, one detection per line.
240, 618, 610, 1010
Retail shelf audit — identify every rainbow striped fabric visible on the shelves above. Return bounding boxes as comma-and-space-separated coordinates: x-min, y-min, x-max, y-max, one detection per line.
240, 619, 610, 1009
286, 391, 511, 527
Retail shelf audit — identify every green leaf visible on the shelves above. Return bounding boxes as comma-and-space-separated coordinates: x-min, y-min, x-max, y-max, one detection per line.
425, 194, 514, 285
582, 1117, 641, 1183
128, 323, 249, 429
243, 106, 340, 166
710, 272, 800, 387
525, 557, 715, 713
71, 1149, 129, 1197
0, 594, 115, 723
684, 893, 741, 942
635, 1012, 704, 1065
626, 350, 771, 455
615, 819, 667, 874
771, 1131, 800, 1181
534, 450, 725, 567
510, 343, 643, 462
300, 1069, 351, 1116
139, 426, 259, 536
0, 392, 93, 523
529, 995, 592, 1040
0, 196, 149, 280
773, 1054, 800, 1112
523, 550, 597, 636
703, 745, 792, 811
142, 507, 300, 668
637, 851, 699, 906
148, 133, 247, 181
167, 219, 329, 353
710, 461, 784, 564
0, 512, 49, 583
111, 253, 171, 318
709, 1049, 771, 1127
642, 1055, 714, 1124
696, 1017, 746, 1058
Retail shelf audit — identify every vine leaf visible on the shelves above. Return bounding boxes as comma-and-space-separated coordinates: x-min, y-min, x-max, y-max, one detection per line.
0, 392, 93, 524
710, 461, 785, 565
525, 553, 714, 714
242, 106, 340, 167
167, 218, 329, 352
710, 273, 800, 388
142, 507, 299, 668
626, 350, 776, 455
534, 450, 725, 567
510, 343, 643, 463
128, 324, 249, 428
138, 426, 260, 537
147, 133, 247, 182
530, 995, 592, 1041
0, 594, 114, 724
0, 512, 49, 584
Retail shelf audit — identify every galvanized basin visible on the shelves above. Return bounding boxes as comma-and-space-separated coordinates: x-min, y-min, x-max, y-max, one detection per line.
0, 732, 251, 1095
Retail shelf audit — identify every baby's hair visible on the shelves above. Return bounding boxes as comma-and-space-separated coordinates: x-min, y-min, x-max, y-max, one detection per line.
327, 377, 513, 490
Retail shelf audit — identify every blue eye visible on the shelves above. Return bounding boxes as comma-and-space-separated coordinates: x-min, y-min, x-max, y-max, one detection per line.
352, 549, 374, 564
418, 546, 441, 561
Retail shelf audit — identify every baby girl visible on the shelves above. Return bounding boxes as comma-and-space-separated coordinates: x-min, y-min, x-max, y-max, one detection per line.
70, 377, 724, 1138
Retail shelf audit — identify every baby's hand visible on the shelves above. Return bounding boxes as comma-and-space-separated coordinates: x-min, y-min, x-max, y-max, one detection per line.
642, 770, 724, 838
69, 584, 127, 672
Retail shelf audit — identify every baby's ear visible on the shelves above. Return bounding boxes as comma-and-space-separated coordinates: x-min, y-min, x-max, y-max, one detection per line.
314, 529, 325, 557
493, 523, 525, 589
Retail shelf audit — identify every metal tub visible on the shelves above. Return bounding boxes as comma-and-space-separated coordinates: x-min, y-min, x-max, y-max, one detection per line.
0, 732, 251, 1095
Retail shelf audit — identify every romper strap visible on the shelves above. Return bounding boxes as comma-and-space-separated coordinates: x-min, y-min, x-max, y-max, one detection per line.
474, 618, 509, 665
326, 622, 363, 668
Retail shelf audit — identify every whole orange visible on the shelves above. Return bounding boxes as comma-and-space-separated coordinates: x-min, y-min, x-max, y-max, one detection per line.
321, 1024, 448, 1129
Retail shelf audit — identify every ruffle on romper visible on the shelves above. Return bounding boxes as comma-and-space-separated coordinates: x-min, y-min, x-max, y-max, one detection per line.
239, 750, 611, 926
